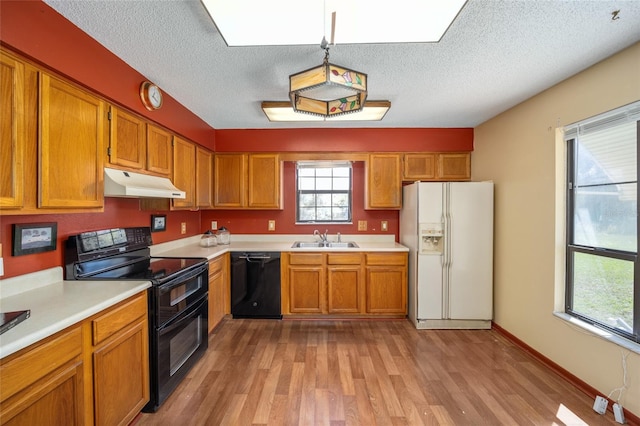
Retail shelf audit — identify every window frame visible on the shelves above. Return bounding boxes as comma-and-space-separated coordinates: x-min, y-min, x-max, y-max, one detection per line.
295, 162, 353, 224
564, 108, 640, 344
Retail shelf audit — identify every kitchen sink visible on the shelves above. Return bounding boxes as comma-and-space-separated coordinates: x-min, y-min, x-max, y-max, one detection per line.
291, 241, 359, 248
326, 242, 358, 248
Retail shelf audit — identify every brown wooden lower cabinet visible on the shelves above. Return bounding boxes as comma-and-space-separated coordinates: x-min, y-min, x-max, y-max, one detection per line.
91, 293, 149, 426
365, 253, 408, 314
0, 291, 149, 426
208, 253, 230, 332
281, 251, 407, 316
0, 327, 84, 426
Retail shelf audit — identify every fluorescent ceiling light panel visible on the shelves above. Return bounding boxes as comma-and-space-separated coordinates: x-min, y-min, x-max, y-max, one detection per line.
262, 101, 390, 122
202, 0, 466, 46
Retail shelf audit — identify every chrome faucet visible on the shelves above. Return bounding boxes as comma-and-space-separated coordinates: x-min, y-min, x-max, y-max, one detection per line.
337, 232, 341, 242
314, 229, 329, 244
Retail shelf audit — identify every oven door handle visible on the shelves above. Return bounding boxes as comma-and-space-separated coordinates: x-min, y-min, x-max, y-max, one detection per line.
158, 295, 207, 334
158, 263, 208, 295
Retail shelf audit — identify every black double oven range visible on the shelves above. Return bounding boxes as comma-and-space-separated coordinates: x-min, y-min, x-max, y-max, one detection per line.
65, 227, 208, 412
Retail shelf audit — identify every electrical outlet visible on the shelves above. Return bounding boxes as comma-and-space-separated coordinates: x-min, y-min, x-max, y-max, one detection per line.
381, 221, 388, 232
358, 220, 367, 231
181, 222, 187, 234
211, 221, 217, 230
268, 220, 276, 231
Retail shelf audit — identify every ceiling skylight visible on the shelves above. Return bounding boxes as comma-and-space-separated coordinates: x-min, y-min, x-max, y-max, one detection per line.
201, 0, 467, 46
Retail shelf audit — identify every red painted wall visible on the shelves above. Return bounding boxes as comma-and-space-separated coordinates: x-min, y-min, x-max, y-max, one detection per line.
216, 128, 473, 152
1, 199, 201, 279
201, 161, 399, 236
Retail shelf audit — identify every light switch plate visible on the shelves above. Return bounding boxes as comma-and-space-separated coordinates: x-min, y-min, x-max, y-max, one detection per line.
211, 221, 217, 230
381, 221, 388, 232
268, 220, 276, 231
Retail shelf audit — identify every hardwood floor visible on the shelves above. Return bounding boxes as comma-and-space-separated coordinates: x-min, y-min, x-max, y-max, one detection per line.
135, 318, 621, 425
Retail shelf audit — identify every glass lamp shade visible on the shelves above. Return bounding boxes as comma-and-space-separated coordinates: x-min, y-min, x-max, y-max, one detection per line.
289, 62, 368, 117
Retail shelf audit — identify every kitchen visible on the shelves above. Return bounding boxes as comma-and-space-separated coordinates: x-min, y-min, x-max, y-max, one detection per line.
1, 1, 640, 425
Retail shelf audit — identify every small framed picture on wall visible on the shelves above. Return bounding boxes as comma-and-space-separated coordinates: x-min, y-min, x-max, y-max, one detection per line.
151, 214, 166, 232
12, 222, 58, 256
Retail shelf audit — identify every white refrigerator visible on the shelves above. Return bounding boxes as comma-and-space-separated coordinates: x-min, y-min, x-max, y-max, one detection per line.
400, 181, 494, 329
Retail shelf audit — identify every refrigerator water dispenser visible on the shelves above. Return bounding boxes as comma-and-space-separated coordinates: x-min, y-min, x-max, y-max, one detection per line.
419, 224, 444, 254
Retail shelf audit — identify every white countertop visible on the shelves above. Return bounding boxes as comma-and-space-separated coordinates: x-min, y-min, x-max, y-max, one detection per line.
0, 267, 150, 359
0, 235, 406, 359
151, 234, 408, 260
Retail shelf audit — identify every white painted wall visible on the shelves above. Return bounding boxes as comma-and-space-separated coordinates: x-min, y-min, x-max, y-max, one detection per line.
473, 42, 640, 416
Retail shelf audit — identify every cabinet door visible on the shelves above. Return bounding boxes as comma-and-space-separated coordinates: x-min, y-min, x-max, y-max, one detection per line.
214, 154, 246, 208
327, 266, 362, 314
0, 327, 84, 426
0, 52, 25, 209
196, 146, 214, 209
208, 254, 228, 332
365, 266, 407, 314
365, 252, 407, 314
287, 266, 326, 314
108, 106, 146, 170
248, 154, 281, 209
92, 319, 149, 426
403, 153, 436, 181
146, 124, 172, 177
437, 153, 470, 181
39, 74, 104, 208
172, 136, 196, 209
327, 253, 363, 314
365, 154, 402, 209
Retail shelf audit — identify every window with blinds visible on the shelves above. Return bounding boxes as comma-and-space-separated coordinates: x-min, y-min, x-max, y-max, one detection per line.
565, 101, 640, 343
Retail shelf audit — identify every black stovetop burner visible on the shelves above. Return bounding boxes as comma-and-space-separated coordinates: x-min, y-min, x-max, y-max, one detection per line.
89, 256, 205, 283
64, 227, 206, 284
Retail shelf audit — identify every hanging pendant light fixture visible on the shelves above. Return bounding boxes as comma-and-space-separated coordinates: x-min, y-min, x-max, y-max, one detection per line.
289, 35, 368, 118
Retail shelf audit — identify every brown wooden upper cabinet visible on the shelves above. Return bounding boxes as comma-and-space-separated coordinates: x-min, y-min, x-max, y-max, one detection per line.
146, 124, 173, 177
402, 152, 471, 181
171, 136, 196, 210
1, 48, 105, 215
365, 153, 402, 210
39, 72, 104, 209
214, 153, 282, 209
107, 106, 146, 170
437, 152, 471, 181
107, 109, 173, 178
403, 153, 437, 180
0, 50, 25, 210
196, 146, 214, 209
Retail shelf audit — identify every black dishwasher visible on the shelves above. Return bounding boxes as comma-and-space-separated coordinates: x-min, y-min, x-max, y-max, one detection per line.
231, 252, 282, 319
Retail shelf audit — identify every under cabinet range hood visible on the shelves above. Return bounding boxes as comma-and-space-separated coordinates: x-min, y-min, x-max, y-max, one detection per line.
104, 168, 186, 199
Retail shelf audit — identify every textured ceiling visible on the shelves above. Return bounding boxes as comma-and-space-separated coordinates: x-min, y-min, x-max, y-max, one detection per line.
44, 0, 640, 130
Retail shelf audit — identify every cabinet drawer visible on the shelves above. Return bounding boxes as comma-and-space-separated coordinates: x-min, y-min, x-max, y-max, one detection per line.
0, 326, 82, 402
288, 253, 324, 265
365, 253, 407, 266
327, 253, 362, 265
92, 293, 147, 346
